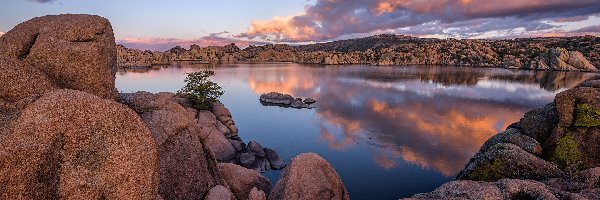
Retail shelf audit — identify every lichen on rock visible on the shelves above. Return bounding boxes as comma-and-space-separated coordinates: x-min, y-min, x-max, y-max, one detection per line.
550, 133, 582, 169
574, 103, 600, 127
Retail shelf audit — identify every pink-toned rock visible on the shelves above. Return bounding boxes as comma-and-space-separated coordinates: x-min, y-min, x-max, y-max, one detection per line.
269, 153, 349, 200
0, 14, 118, 99
0, 58, 55, 110
0, 89, 159, 199
248, 187, 266, 200
218, 163, 271, 200
122, 92, 227, 199
205, 185, 234, 200
203, 125, 236, 162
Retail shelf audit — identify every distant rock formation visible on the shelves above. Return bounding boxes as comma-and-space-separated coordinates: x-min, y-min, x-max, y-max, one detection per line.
407, 79, 600, 199
117, 34, 599, 71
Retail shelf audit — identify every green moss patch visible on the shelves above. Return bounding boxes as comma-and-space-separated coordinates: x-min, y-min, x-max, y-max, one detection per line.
575, 103, 600, 127
468, 159, 503, 182
550, 134, 581, 168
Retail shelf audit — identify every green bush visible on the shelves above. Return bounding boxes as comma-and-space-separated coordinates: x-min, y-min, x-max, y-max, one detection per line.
178, 70, 224, 110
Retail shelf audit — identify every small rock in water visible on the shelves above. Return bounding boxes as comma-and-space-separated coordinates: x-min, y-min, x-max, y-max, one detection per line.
264, 148, 286, 170
290, 99, 309, 108
248, 141, 266, 157
259, 92, 315, 109
303, 98, 316, 104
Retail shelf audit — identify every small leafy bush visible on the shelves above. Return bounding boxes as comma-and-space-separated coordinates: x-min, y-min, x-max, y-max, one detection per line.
178, 70, 224, 110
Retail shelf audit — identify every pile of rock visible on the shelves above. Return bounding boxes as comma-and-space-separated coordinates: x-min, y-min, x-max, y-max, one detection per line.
407, 79, 600, 199
0, 14, 350, 200
259, 92, 316, 109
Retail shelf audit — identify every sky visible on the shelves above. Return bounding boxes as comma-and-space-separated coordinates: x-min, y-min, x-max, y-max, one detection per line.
1, 0, 600, 51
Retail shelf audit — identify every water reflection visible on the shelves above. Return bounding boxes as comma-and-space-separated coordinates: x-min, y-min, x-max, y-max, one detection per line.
116, 63, 599, 199
236, 65, 598, 175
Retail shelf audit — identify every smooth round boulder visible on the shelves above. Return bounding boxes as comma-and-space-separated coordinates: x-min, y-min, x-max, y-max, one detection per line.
0, 14, 118, 99
218, 163, 271, 200
0, 89, 159, 199
269, 153, 349, 200
205, 185, 234, 200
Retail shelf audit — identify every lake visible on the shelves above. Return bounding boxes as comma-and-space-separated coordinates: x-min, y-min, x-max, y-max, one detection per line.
116, 62, 599, 199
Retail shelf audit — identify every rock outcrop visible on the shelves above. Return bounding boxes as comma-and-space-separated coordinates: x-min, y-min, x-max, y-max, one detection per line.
410, 79, 600, 199
0, 14, 118, 100
116, 34, 599, 71
532, 48, 597, 71
269, 153, 350, 200
0, 89, 159, 199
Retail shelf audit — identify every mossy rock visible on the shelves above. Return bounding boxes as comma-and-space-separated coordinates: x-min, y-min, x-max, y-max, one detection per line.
574, 103, 600, 127
550, 133, 581, 169
468, 159, 503, 182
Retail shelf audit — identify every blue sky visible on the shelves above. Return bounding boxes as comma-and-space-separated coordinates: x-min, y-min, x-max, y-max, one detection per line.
1, 0, 599, 51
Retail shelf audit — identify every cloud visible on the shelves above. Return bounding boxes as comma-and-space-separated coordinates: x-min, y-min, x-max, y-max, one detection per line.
26, 0, 54, 3
117, 33, 268, 51
573, 25, 600, 33
240, 0, 600, 42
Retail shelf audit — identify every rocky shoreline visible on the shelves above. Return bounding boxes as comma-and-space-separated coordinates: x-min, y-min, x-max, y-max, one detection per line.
0, 14, 349, 200
405, 79, 600, 199
117, 34, 599, 72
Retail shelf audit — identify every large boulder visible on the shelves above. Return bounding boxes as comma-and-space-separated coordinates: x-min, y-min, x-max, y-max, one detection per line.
517, 103, 559, 143
205, 185, 234, 200
218, 163, 271, 200
0, 58, 55, 110
0, 89, 159, 199
479, 128, 542, 156
269, 153, 349, 200
408, 180, 502, 199
0, 14, 118, 99
407, 179, 567, 200
457, 143, 562, 181
121, 92, 228, 199
544, 84, 600, 169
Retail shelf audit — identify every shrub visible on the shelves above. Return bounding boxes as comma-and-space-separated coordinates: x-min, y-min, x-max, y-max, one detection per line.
178, 70, 224, 110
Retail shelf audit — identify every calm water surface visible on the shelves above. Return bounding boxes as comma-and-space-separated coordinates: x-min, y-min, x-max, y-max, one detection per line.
116, 63, 599, 200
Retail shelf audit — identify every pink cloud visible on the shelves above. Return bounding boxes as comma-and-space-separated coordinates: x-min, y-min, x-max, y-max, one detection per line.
117, 33, 268, 51
239, 0, 600, 42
